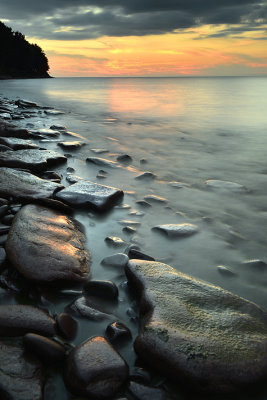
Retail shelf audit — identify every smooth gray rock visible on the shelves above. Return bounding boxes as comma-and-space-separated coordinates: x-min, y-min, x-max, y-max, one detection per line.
101, 253, 129, 267
128, 249, 155, 261
86, 156, 120, 168
0, 149, 67, 171
68, 297, 112, 321
64, 336, 129, 399
57, 141, 85, 150
125, 260, 267, 394
205, 180, 247, 191
0, 342, 43, 400
217, 265, 237, 277
152, 223, 199, 238
0, 137, 39, 150
143, 194, 167, 203
55, 179, 123, 212
5, 204, 90, 283
105, 236, 126, 247
117, 154, 132, 163
0, 168, 64, 202
0, 304, 56, 336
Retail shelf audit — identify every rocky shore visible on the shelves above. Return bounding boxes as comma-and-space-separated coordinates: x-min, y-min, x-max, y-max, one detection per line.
1, 96, 267, 399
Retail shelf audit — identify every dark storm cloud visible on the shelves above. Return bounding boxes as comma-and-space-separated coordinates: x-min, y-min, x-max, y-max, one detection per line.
0, 0, 266, 39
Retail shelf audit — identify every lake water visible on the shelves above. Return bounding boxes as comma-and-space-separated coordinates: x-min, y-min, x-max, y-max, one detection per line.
1, 76, 267, 399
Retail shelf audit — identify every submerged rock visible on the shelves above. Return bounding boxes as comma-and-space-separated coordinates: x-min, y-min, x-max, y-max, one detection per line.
86, 156, 120, 168
0, 168, 64, 202
0, 342, 43, 400
5, 204, 90, 283
64, 336, 129, 399
0, 149, 67, 171
125, 260, 267, 393
0, 304, 56, 336
205, 180, 247, 192
144, 194, 167, 203
152, 223, 199, 238
55, 179, 123, 211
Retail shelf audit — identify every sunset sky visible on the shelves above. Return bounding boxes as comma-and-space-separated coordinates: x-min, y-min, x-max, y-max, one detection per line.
1, 0, 267, 76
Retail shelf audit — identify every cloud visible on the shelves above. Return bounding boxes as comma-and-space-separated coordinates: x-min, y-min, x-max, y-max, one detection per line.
0, 0, 267, 40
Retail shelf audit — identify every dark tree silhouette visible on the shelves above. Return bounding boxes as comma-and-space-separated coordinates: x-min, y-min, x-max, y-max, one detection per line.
0, 21, 50, 78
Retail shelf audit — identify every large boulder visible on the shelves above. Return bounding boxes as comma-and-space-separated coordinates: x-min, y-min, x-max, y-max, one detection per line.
55, 179, 123, 212
5, 204, 90, 283
0, 167, 64, 202
64, 336, 129, 398
0, 342, 43, 400
0, 149, 67, 171
125, 260, 267, 394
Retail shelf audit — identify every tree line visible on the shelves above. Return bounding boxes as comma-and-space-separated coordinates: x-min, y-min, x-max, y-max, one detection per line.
0, 21, 50, 78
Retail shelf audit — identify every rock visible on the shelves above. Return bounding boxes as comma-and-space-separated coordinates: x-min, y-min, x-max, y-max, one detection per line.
0, 112, 11, 119
66, 173, 81, 184
217, 265, 237, 277
90, 148, 109, 154
0, 144, 11, 151
117, 154, 132, 163
105, 321, 132, 343
86, 156, 120, 168
135, 172, 156, 180
0, 224, 9, 235
41, 170, 62, 182
136, 200, 151, 208
101, 253, 129, 268
5, 204, 90, 283
15, 99, 38, 108
0, 137, 39, 150
129, 210, 145, 217
68, 297, 112, 321
123, 226, 136, 234
0, 198, 8, 206
55, 179, 124, 212
0, 304, 56, 336
125, 260, 267, 393
241, 259, 267, 271
128, 249, 155, 261
0, 247, 6, 268
205, 180, 247, 192
0, 342, 43, 400
168, 181, 189, 189
127, 382, 174, 400
0, 122, 29, 138
143, 195, 167, 203
23, 333, 66, 364
1, 213, 14, 225
0, 204, 9, 218
1, 166, 67, 203
57, 141, 85, 150
0, 235, 8, 246
56, 313, 78, 340
118, 220, 141, 226
44, 109, 65, 116
84, 280, 119, 300
130, 367, 151, 384
152, 224, 199, 238
50, 125, 66, 131
105, 236, 126, 247
0, 149, 67, 171
64, 336, 129, 399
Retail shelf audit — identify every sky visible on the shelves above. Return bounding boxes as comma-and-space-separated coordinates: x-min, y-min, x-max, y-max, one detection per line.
1, 0, 267, 77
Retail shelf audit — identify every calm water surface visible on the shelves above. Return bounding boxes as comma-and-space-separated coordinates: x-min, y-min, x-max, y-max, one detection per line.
1, 77, 267, 399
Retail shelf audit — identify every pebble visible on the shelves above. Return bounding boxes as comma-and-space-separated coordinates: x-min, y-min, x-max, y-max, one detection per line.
105, 321, 132, 343
105, 236, 126, 247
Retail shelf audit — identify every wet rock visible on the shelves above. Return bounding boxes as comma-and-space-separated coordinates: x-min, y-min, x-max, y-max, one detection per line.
64, 336, 129, 399
127, 382, 174, 400
0, 149, 67, 171
56, 313, 78, 341
130, 367, 151, 384
90, 148, 109, 154
0, 204, 9, 218
144, 194, 167, 203
1, 213, 14, 225
105, 321, 132, 343
23, 333, 66, 364
136, 200, 151, 208
15, 99, 37, 108
4, 169, 46, 202
241, 259, 267, 271
86, 156, 120, 168
0, 198, 8, 206
114, 203, 131, 210
0, 247, 6, 268
217, 265, 237, 277
0, 122, 29, 138
50, 125, 66, 131
126, 260, 267, 393
0, 144, 11, 151
55, 179, 124, 212
0, 304, 56, 336
68, 297, 112, 321
5, 204, 90, 283
118, 220, 141, 226
128, 249, 155, 261
0, 224, 9, 235
105, 236, 126, 247
152, 224, 199, 238
66, 167, 75, 173
96, 172, 107, 179
44, 109, 65, 115
0, 234, 7, 246
101, 253, 129, 268
168, 181, 190, 188
66, 174, 81, 184
0, 342, 43, 400
57, 141, 85, 150
205, 180, 247, 192
117, 154, 132, 163
41, 170, 62, 182
0, 137, 39, 150
31, 128, 61, 138
135, 172, 156, 180
123, 226, 136, 235
129, 210, 145, 217
84, 280, 119, 299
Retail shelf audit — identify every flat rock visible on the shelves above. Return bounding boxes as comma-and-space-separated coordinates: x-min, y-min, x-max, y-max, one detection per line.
44, 109, 65, 115
0, 342, 43, 400
64, 336, 129, 398
0, 304, 56, 336
125, 260, 267, 393
5, 204, 90, 283
57, 141, 85, 150
205, 180, 247, 191
144, 194, 167, 203
152, 223, 199, 238
0, 149, 67, 171
0, 168, 64, 202
135, 172, 156, 180
55, 179, 123, 212
86, 156, 120, 168
15, 99, 38, 108
105, 236, 126, 247
90, 148, 109, 154
0, 137, 39, 150
0, 122, 29, 138
31, 128, 60, 138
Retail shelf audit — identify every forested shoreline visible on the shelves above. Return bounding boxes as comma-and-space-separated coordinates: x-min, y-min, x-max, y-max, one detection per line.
0, 21, 50, 79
